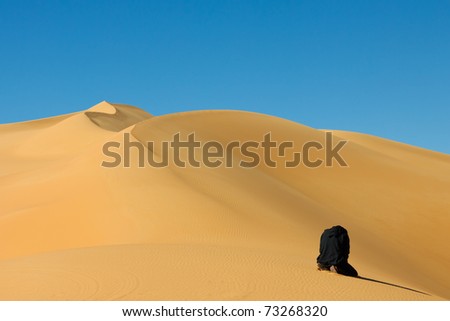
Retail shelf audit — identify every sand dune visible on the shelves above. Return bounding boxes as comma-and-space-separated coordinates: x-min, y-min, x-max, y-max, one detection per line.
0, 101, 448, 300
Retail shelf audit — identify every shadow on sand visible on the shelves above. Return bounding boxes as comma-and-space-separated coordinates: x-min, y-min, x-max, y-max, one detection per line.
356, 276, 430, 296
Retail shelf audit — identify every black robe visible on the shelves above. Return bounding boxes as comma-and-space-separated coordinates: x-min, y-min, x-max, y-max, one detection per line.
317, 225, 358, 277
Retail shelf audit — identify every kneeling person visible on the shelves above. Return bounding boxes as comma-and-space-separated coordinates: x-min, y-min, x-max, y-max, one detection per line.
317, 225, 358, 277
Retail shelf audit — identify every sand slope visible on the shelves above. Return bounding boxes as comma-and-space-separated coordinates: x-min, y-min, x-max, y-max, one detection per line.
0, 101, 448, 300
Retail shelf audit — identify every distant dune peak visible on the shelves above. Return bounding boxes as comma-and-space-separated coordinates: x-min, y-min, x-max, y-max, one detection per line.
86, 101, 117, 114
84, 101, 152, 132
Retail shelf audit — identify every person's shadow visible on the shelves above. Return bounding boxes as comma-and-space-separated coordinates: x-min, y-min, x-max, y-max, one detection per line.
355, 275, 430, 296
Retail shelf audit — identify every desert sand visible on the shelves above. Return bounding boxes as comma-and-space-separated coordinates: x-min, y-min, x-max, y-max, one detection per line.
0, 101, 448, 300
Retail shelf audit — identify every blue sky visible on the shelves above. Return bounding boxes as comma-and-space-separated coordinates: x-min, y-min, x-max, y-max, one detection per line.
1, 0, 449, 153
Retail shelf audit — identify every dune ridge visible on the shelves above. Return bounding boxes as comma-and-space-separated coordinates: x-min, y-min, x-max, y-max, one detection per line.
0, 102, 448, 300
85, 101, 152, 132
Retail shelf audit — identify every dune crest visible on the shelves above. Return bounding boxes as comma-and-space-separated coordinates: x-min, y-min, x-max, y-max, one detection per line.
85, 101, 152, 132
0, 102, 449, 300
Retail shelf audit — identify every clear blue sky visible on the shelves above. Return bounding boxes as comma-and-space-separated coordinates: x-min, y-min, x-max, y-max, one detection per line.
1, 0, 449, 153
